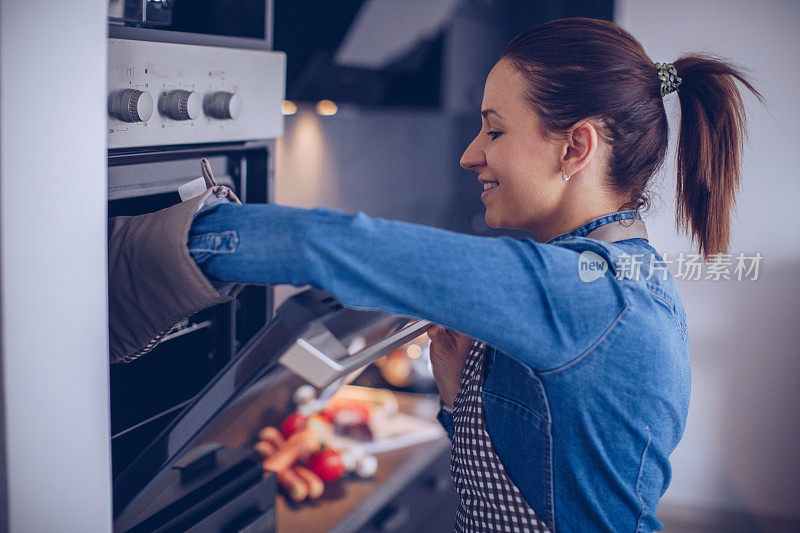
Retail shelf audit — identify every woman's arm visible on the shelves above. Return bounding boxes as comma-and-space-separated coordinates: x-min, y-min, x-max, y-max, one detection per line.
190, 203, 627, 372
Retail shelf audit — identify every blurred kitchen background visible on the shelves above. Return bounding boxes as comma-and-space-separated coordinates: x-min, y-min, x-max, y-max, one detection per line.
273, 1, 800, 530
1, 0, 798, 531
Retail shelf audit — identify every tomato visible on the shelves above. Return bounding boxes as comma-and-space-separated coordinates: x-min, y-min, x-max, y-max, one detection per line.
306, 448, 345, 482
279, 412, 308, 439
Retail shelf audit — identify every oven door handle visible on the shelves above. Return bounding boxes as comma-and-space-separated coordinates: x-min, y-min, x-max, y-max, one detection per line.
278, 319, 431, 389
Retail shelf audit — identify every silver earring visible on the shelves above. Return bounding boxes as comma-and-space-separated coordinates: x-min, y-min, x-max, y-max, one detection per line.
561, 170, 570, 182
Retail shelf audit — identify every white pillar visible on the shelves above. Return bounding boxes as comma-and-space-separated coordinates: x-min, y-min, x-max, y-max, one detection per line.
0, 1, 111, 531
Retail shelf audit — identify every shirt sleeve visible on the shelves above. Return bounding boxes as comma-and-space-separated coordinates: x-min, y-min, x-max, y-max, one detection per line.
191, 203, 628, 372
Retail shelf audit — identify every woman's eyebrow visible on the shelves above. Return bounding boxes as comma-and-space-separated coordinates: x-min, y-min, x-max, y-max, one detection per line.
481, 109, 504, 119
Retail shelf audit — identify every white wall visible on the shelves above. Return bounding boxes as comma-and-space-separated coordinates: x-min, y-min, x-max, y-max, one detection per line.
0, 1, 112, 531
616, 0, 800, 523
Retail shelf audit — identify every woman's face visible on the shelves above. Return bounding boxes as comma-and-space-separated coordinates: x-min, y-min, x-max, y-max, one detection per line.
460, 58, 566, 232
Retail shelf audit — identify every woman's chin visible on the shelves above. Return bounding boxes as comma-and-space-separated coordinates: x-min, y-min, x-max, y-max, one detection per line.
485, 212, 528, 232
484, 213, 496, 228
484, 212, 503, 229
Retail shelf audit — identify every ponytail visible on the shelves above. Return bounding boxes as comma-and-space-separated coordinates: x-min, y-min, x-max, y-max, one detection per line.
672, 54, 764, 260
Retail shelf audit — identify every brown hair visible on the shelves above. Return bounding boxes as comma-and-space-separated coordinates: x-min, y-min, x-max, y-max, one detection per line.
501, 17, 764, 260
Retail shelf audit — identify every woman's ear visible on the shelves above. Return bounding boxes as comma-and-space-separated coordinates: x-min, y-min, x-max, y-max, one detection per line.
561, 119, 599, 176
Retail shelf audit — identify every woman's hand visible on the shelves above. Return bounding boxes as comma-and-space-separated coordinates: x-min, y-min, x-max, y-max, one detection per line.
427, 325, 474, 409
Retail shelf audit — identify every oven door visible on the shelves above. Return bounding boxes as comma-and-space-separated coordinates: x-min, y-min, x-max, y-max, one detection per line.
113, 287, 429, 531
108, 142, 272, 480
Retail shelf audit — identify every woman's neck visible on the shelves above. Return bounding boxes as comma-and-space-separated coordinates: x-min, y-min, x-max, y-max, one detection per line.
532, 197, 631, 243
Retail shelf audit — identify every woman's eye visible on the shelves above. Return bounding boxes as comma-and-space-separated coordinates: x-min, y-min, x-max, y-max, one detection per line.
486, 130, 503, 140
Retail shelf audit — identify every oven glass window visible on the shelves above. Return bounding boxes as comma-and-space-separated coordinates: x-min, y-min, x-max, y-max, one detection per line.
169, 0, 266, 40
109, 0, 267, 40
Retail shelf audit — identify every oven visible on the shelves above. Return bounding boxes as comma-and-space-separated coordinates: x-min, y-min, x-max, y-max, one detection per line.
107, 5, 431, 531
106, 11, 287, 528
107, 27, 284, 469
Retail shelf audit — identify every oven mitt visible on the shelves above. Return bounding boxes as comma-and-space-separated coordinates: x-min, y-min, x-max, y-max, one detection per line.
108, 185, 243, 363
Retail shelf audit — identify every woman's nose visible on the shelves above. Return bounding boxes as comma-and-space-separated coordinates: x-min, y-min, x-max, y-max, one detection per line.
460, 134, 485, 171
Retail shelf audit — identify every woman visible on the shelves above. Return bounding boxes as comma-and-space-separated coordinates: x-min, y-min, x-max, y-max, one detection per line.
109, 17, 762, 532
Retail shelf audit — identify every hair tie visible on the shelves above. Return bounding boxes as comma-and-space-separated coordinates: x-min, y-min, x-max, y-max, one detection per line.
655, 62, 682, 97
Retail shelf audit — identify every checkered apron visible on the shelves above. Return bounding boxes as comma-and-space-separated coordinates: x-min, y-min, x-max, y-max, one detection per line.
450, 341, 551, 533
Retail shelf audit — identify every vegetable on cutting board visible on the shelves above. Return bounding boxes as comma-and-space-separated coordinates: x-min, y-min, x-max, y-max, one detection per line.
277, 468, 308, 502
253, 440, 276, 458
279, 412, 308, 439
355, 454, 378, 478
257, 387, 389, 504
306, 448, 346, 482
262, 427, 320, 474
340, 448, 378, 479
293, 465, 325, 499
258, 426, 284, 449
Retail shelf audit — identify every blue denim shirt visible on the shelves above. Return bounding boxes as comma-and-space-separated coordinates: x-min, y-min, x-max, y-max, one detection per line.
188, 204, 691, 532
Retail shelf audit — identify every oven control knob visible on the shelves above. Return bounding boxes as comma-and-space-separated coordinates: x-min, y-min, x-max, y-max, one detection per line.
162, 90, 201, 121
203, 92, 241, 120
111, 89, 153, 123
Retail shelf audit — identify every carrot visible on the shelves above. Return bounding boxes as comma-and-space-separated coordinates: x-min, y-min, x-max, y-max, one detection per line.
253, 440, 276, 458
278, 468, 308, 502
258, 426, 284, 449
262, 427, 320, 475
293, 466, 324, 499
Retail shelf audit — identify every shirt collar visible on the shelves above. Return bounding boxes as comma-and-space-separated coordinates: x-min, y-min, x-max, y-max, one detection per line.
545, 210, 644, 245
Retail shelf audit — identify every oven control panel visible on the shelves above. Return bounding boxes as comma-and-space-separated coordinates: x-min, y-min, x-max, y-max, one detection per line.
107, 38, 285, 149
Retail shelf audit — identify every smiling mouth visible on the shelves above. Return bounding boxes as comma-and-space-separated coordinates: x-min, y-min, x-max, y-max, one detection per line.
482, 181, 499, 191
